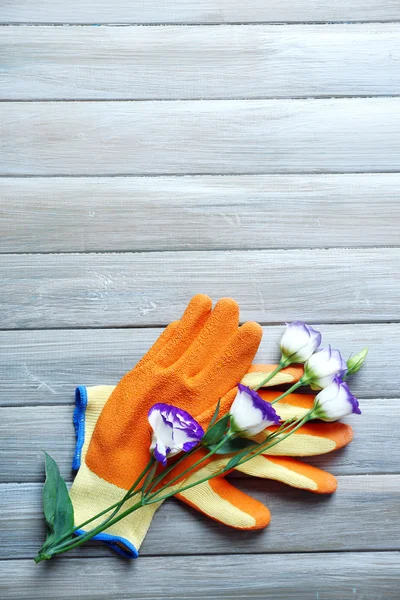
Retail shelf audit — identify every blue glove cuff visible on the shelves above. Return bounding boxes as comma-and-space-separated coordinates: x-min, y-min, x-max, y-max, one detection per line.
71, 385, 139, 559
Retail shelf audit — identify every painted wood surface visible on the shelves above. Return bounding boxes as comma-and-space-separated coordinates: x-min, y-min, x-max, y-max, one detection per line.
1, 398, 397, 482
1, 476, 399, 559
0, 324, 394, 406
1, 1, 399, 24
1, 553, 399, 599
1, 1, 399, 597
2, 99, 400, 175
3, 25, 400, 99
1, 249, 398, 329
2, 175, 400, 252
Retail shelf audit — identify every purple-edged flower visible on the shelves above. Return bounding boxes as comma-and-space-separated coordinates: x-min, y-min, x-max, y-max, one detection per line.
303, 345, 347, 389
280, 321, 321, 364
230, 384, 280, 437
148, 404, 204, 466
312, 376, 361, 422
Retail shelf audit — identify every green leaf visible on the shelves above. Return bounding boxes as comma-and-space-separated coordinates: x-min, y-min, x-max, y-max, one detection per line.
346, 348, 369, 378
201, 413, 230, 446
207, 399, 221, 431
40, 452, 74, 552
225, 446, 254, 471
209, 437, 256, 455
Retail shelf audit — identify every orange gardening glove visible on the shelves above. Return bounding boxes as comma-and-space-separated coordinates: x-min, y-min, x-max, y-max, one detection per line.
72, 367, 352, 555
70, 294, 264, 557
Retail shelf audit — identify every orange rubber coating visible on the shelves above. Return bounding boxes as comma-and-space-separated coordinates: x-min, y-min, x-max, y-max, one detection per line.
86, 295, 262, 490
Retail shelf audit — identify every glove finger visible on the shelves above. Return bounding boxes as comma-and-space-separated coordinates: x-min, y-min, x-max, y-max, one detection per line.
176, 477, 270, 530
137, 320, 180, 368
259, 389, 315, 421
194, 321, 263, 399
235, 455, 337, 494
253, 422, 353, 456
156, 294, 212, 367
241, 364, 303, 389
178, 297, 240, 376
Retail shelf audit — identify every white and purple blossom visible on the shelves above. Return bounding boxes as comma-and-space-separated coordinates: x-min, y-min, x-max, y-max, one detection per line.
312, 376, 361, 421
303, 345, 347, 389
280, 321, 322, 364
148, 404, 204, 466
230, 384, 280, 437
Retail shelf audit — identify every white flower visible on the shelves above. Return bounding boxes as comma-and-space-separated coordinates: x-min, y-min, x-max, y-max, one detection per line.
303, 345, 347, 389
148, 404, 204, 466
280, 321, 321, 364
230, 384, 280, 437
312, 376, 361, 422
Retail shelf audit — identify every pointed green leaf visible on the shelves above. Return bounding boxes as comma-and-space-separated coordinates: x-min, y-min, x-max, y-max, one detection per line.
225, 446, 254, 471
207, 399, 221, 431
201, 413, 230, 446
209, 437, 256, 455
40, 452, 74, 552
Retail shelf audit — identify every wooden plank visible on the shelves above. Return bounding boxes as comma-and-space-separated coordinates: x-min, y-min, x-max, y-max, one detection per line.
2, 99, 400, 175
1, 553, 398, 599
3, 175, 400, 253
1, 1, 399, 24
2, 25, 400, 100
1, 476, 398, 559
0, 324, 396, 406
1, 249, 399, 328
1, 398, 397, 482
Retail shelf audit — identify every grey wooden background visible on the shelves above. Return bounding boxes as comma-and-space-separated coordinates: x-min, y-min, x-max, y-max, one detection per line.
0, 2, 399, 598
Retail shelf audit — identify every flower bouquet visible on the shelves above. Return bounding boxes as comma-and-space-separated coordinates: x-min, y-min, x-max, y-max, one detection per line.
34, 295, 366, 563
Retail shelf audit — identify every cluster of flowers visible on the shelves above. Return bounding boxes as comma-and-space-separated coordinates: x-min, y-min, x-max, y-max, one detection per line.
149, 321, 364, 465
34, 321, 366, 564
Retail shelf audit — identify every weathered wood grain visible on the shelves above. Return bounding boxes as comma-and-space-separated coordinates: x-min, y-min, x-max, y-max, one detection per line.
1, 249, 399, 329
1, 398, 396, 482
1, 553, 398, 599
1, 476, 398, 559
3, 25, 400, 99
0, 324, 395, 406
2, 175, 400, 253
1, 1, 399, 24
2, 99, 400, 175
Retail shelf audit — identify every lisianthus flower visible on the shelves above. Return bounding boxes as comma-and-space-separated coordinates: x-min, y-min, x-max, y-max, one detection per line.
280, 321, 322, 364
148, 404, 204, 466
303, 345, 347, 389
230, 384, 280, 436
312, 376, 361, 421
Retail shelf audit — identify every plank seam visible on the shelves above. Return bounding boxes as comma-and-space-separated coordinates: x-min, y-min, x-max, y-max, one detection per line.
1, 246, 400, 256
1, 21, 400, 26
1, 171, 399, 178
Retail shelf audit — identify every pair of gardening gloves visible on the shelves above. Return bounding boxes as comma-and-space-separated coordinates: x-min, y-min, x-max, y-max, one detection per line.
70, 295, 352, 557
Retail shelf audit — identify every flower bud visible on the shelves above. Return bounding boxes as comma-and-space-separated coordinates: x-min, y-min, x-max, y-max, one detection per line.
230, 384, 280, 436
312, 376, 361, 421
148, 404, 204, 466
303, 345, 347, 389
280, 321, 321, 364
346, 347, 368, 377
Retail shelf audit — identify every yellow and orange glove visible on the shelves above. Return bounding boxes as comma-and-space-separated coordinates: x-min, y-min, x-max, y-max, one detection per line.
71, 366, 352, 555
70, 294, 265, 557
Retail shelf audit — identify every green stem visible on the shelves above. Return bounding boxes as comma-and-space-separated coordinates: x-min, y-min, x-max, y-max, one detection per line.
34, 408, 314, 562
39, 499, 145, 559
146, 414, 312, 505
145, 433, 234, 501
144, 444, 203, 497
252, 358, 289, 391
100, 457, 156, 525
270, 380, 304, 405
35, 457, 155, 560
